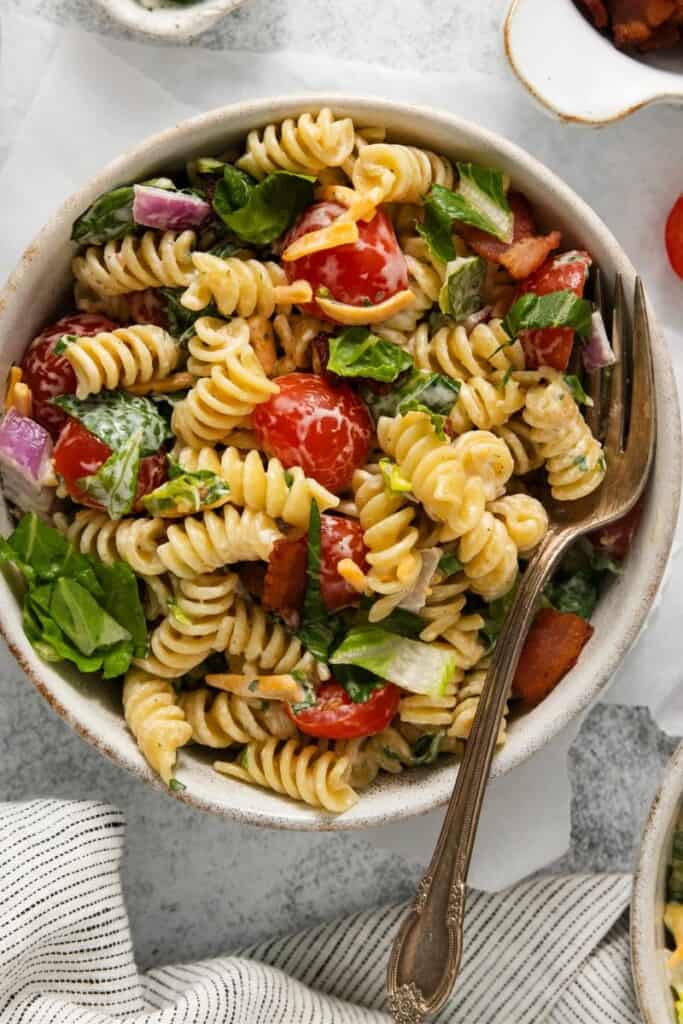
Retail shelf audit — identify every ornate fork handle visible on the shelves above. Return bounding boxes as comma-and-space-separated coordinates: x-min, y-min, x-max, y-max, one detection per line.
387, 526, 571, 1023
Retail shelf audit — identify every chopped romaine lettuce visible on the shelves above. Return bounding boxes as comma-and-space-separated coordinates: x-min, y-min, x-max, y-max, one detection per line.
379, 458, 412, 495
53, 391, 172, 455
78, 431, 142, 521
502, 290, 593, 341
330, 625, 457, 697
143, 459, 229, 517
327, 327, 413, 382
438, 256, 486, 320
213, 167, 316, 246
361, 369, 460, 423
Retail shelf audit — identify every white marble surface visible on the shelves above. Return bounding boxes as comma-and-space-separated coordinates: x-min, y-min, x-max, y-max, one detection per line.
1, 0, 683, 970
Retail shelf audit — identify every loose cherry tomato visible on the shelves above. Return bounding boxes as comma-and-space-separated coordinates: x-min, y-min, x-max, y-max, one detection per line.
320, 515, 368, 610
21, 314, 117, 438
283, 201, 408, 318
252, 373, 373, 494
53, 419, 167, 510
517, 251, 592, 371
288, 681, 400, 739
666, 195, 683, 280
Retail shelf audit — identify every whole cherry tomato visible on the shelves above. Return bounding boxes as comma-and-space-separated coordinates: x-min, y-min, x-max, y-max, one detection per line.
21, 314, 117, 438
320, 515, 368, 611
282, 201, 408, 318
288, 681, 400, 739
53, 419, 167, 511
516, 251, 592, 371
252, 373, 373, 494
665, 195, 683, 280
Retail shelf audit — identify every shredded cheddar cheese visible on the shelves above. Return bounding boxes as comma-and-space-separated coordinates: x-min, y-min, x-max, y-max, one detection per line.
282, 221, 360, 262
316, 289, 416, 325
4, 367, 33, 418
337, 557, 368, 594
206, 672, 306, 704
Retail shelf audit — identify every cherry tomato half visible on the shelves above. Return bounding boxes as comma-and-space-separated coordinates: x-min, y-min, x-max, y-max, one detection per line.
252, 373, 373, 494
53, 419, 167, 511
320, 515, 368, 611
21, 314, 117, 438
288, 681, 400, 739
666, 194, 683, 280
283, 201, 408, 318
517, 251, 592, 371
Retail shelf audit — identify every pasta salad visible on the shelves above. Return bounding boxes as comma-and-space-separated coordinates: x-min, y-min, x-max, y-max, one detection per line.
0, 108, 639, 813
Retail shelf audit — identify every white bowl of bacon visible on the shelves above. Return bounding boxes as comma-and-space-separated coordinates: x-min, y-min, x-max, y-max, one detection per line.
94, 0, 250, 41
0, 96, 679, 831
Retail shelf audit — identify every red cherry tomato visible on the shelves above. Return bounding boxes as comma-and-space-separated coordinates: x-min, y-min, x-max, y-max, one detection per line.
283, 201, 408, 318
320, 515, 368, 611
517, 251, 592, 371
288, 681, 400, 739
53, 420, 167, 510
665, 195, 683, 280
252, 373, 373, 494
21, 314, 117, 438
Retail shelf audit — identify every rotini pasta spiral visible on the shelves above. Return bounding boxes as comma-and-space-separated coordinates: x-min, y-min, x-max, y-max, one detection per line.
56, 509, 167, 576
62, 324, 179, 398
494, 418, 544, 475
418, 577, 486, 669
222, 597, 318, 676
489, 493, 549, 555
172, 318, 279, 448
73, 231, 196, 297
352, 143, 454, 205
158, 505, 282, 578
179, 687, 296, 748
336, 727, 414, 789
122, 669, 192, 783
398, 676, 462, 729
457, 508, 519, 600
351, 466, 423, 621
380, 236, 446, 334
181, 252, 311, 319
175, 445, 338, 528
236, 108, 356, 180
448, 662, 507, 746
272, 312, 330, 373
448, 375, 526, 434
411, 319, 525, 380
215, 737, 358, 813
134, 573, 237, 679
523, 375, 606, 500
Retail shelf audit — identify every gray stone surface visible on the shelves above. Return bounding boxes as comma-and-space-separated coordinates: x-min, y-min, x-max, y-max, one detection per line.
1, 0, 682, 973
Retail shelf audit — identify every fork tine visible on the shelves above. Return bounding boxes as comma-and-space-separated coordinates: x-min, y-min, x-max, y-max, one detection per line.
625, 278, 656, 489
585, 269, 606, 438
604, 274, 627, 454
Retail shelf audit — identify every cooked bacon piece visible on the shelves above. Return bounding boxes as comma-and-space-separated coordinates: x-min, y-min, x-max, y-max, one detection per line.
511, 608, 594, 708
590, 497, 644, 560
578, 0, 610, 26
237, 562, 267, 601
458, 193, 561, 281
262, 536, 308, 619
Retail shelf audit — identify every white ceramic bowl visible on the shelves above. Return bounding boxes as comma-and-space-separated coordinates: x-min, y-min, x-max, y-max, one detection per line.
505, 0, 683, 125
632, 742, 683, 1024
0, 96, 680, 830
94, 0, 248, 41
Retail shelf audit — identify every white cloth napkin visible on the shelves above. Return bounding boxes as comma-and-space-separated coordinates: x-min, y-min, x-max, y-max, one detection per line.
0, 800, 639, 1024
0, 8, 681, 890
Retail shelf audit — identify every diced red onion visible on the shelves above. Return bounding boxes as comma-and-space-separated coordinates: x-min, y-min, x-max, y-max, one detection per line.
133, 185, 211, 231
463, 305, 493, 332
582, 310, 616, 371
398, 547, 441, 613
0, 409, 54, 513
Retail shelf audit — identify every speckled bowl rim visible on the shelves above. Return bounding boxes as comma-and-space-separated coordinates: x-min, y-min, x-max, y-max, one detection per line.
0, 95, 680, 831
632, 742, 683, 1024
93, 0, 250, 41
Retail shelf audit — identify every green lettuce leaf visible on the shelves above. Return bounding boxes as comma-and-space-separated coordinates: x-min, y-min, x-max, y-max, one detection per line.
143, 460, 229, 516
543, 537, 621, 621
502, 290, 593, 340
160, 287, 220, 344
78, 431, 142, 521
419, 165, 513, 262
563, 374, 593, 406
53, 391, 172, 455
333, 664, 385, 703
379, 458, 412, 495
330, 625, 457, 697
411, 732, 445, 765
92, 560, 148, 659
438, 551, 464, 577
482, 583, 518, 651
327, 327, 413, 383
297, 501, 344, 661
214, 167, 316, 246
361, 368, 460, 423
438, 256, 486, 320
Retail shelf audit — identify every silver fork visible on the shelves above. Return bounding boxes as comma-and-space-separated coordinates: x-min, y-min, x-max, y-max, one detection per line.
386, 276, 656, 1023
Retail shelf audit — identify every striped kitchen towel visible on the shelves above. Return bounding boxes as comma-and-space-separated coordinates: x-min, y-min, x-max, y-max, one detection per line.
0, 800, 638, 1023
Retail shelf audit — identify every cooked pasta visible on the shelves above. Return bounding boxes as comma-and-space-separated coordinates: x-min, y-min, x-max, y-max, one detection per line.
135, 573, 237, 678
236, 108, 356, 180
180, 687, 296, 748
73, 230, 196, 296
181, 253, 312, 319
8, 109, 612, 812
172, 317, 279, 447
122, 669, 192, 783
215, 737, 358, 812
523, 375, 606, 500
62, 324, 179, 398
56, 509, 167, 576
158, 505, 282, 578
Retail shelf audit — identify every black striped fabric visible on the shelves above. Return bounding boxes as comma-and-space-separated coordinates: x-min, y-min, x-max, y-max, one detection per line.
0, 801, 636, 1023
